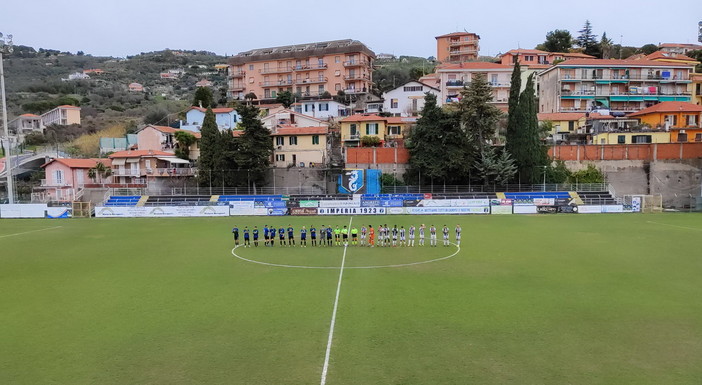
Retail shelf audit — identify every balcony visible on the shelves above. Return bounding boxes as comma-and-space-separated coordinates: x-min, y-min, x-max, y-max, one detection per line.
561, 75, 691, 82
343, 60, 370, 67
295, 63, 327, 71
343, 134, 361, 141
260, 67, 293, 75
489, 82, 510, 88
449, 39, 478, 47
448, 48, 478, 56
344, 74, 369, 81
342, 88, 367, 94
229, 70, 246, 78
39, 179, 72, 187
295, 77, 328, 85
445, 80, 465, 88
150, 168, 196, 177
230, 85, 245, 92
114, 169, 142, 177
260, 80, 294, 87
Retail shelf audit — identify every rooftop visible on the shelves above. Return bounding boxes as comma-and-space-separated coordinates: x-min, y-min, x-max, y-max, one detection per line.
537, 112, 587, 121
628, 102, 702, 117
108, 150, 175, 158
42, 158, 112, 169
230, 39, 375, 65
271, 126, 329, 136
437, 62, 512, 71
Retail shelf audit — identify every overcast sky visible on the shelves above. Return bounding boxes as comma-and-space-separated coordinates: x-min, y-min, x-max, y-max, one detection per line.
1, 0, 700, 58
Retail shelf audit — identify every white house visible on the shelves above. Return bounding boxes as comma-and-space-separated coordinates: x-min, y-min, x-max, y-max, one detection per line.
179, 107, 240, 132
261, 109, 327, 130
292, 99, 350, 120
382, 81, 440, 116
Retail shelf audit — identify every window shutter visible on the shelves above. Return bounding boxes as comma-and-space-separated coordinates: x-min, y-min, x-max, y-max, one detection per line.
365, 124, 369, 135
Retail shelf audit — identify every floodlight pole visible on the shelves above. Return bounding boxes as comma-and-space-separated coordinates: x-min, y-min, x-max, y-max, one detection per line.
0, 33, 15, 203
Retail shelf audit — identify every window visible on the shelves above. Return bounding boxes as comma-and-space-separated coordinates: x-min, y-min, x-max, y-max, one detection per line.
319, 103, 329, 111
312, 135, 320, 145
403, 86, 423, 92
304, 104, 311, 112
271, 90, 277, 98
677, 133, 688, 142
289, 136, 298, 145
665, 115, 678, 126
249, 64, 254, 70
318, 58, 324, 67
335, 56, 340, 63
276, 154, 285, 161
391, 99, 398, 108
490, 74, 498, 85
350, 124, 357, 135
276, 137, 284, 146
263, 63, 269, 71
388, 125, 401, 135
695, 133, 702, 142
632, 135, 652, 144
366, 123, 378, 135
54, 170, 64, 184
685, 114, 697, 126
568, 121, 575, 131
318, 85, 324, 94
524, 55, 534, 61
264, 89, 271, 98
335, 83, 341, 91
617, 135, 626, 144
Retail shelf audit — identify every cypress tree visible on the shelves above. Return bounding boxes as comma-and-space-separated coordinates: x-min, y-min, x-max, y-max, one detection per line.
516, 74, 549, 183
237, 103, 273, 191
505, 61, 521, 159
197, 108, 223, 187
458, 73, 502, 156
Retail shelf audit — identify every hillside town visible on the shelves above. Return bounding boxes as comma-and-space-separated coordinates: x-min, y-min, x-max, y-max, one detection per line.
1, 24, 702, 210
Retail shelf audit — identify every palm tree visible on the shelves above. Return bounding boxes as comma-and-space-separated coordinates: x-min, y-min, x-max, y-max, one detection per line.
88, 161, 113, 184
174, 131, 197, 160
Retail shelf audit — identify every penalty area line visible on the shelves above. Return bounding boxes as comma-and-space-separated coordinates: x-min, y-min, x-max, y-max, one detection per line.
320, 216, 353, 385
0, 226, 63, 239
646, 221, 702, 232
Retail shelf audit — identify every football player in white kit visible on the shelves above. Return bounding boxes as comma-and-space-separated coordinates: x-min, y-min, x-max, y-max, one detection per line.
442, 225, 450, 246
419, 224, 426, 246
360, 225, 367, 246
399, 226, 406, 246
455, 224, 461, 246
408, 225, 415, 247
429, 225, 437, 247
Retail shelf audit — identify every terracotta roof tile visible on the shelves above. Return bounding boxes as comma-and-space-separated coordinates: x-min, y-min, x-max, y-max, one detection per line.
42, 158, 112, 169
557, 58, 694, 67
188, 106, 235, 114
537, 112, 586, 121
108, 150, 175, 158
628, 102, 702, 117
437, 62, 512, 70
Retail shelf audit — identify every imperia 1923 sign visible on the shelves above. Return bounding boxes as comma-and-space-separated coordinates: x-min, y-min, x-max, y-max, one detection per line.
317, 207, 386, 215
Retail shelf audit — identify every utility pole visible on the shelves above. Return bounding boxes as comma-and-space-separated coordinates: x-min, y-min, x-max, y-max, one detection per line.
1, 32, 15, 203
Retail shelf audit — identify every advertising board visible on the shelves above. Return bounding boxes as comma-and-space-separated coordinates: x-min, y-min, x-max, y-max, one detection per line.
513, 205, 538, 214
317, 207, 386, 215
601, 205, 624, 213
95, 206, 229, 218
490, 205, 513, 215
405, 206, 489, 215
533, 198, 556, 206
290, 207, 318, 216
0, 204, 48, 218
577, 205, 603, 214
318, 200, 361, 208
299, 200, 319, 208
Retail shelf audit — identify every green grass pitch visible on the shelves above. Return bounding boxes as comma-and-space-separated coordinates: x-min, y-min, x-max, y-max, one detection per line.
1, 214, 701, 384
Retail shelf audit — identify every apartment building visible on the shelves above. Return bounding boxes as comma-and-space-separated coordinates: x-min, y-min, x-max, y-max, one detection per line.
41, 105, 81, 126
435, 32, 480, 63
659, 43, 702, 55
9, 114, 43, 134
228, 39, 375, 101
340, 114, 414, 148
435, 62, 514, 110
538, 59, 695, 113
499, 49, 595, 68
271, 126, 328, 168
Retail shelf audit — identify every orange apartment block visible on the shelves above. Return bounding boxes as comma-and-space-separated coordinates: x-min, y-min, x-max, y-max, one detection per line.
435, 32, 480, 63
499, 49, 595, 68
228, 39, 375, 101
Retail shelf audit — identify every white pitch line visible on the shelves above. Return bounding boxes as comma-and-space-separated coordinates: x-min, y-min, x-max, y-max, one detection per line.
320, 216, 353, 385
0, 225, 63, 239
231, 243, 461, 270
646, 221, 702, 232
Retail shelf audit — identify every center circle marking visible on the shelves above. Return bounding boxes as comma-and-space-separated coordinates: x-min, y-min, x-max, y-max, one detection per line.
231, 244, 461, 269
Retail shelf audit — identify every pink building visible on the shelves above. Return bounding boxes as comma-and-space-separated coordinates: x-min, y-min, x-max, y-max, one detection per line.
109, 150, 193, 184
136, 125, 201, 160
38, 158, 113, 202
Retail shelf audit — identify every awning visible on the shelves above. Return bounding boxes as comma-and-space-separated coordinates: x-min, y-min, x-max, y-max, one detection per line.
157, 157, 190, 164
111, 158, 126, 166
125, 158, 140, 163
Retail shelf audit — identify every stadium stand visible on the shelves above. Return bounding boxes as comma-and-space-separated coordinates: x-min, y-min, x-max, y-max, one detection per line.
144, 195, 217, 206
104, 196, 141, 207
577, 191, 618, 205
